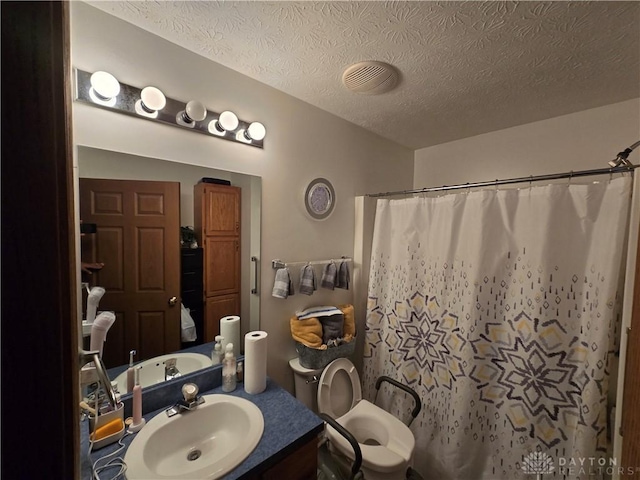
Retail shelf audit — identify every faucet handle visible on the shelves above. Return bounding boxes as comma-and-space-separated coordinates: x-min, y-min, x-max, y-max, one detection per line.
181, 383, 199, 403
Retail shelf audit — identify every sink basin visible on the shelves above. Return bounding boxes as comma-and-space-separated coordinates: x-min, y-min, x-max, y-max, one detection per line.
124, 394, 264, 479
113, 353, 212, 390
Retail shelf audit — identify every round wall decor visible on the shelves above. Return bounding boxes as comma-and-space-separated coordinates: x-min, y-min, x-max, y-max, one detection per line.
304, 178, 335, 220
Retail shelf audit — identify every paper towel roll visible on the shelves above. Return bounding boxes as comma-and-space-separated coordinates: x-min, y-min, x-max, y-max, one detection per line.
220, 316, 240, 358
244, 331, 268, 394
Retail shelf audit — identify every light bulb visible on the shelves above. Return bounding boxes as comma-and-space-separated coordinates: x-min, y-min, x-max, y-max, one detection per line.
208, 110, 239, 135
135, 86, 166, 118
218, 111, 239, 131
246, 122, 266, 141
140, 86, 166, 112
184, 100, 207, 122
90, 71, 120, 99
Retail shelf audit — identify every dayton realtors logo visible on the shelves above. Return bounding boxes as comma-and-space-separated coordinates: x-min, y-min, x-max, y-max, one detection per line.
522, 451, 555, 478
522, 451, 640, 477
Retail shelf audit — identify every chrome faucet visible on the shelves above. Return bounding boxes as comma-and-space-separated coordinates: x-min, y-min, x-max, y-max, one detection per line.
164, 358, 181, 381
165, 383, 204, 417
79, 349, 117, 409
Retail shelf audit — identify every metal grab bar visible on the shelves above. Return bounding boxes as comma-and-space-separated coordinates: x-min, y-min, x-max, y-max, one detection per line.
251, 256, 259, 294
319, 413, 362, 480
374, 376, 421, 426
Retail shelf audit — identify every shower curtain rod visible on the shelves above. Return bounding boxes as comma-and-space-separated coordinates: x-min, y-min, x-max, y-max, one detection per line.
366, 164, 638, 198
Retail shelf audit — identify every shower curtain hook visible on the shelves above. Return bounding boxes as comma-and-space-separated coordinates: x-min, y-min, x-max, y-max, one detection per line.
495, 179, 499, 191
529, 176, 533, 189
568, 171, 573, 185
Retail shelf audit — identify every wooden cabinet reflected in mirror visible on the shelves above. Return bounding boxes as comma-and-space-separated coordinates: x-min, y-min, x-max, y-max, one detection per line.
195, 183, 241, 342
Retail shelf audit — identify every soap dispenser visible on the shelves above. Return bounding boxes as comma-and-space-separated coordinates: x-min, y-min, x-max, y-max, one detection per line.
212, 335, 224, 365
222, 343, 236, 392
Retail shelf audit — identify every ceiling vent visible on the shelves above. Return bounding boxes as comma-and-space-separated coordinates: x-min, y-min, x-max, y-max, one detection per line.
342, 61, 399, 95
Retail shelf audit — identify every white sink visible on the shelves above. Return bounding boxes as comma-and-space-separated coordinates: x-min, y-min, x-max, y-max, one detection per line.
124, 394, 264, 479
113, 353, 212, 391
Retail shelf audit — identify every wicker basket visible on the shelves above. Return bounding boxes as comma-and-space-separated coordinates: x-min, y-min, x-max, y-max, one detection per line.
295, 338, 356, 370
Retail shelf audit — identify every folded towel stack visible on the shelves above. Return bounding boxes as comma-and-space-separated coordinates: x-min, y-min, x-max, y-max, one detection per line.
298, 264, 317, 295
290, 316, 324, 348
272, 268, 294, 299
291, 304, 355, 349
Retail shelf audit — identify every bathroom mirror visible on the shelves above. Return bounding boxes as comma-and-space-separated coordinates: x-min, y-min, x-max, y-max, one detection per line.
77, 146, 261, 381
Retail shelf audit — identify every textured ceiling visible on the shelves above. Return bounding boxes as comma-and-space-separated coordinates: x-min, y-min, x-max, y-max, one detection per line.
88, 1, 640, 149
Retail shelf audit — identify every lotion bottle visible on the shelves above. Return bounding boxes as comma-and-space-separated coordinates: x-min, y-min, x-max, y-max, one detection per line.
222, 343, 236, 392
126, 350, 136, 394
212, 335, 224, 364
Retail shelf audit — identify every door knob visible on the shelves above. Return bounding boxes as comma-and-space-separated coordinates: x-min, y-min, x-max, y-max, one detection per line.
168, 296, 178, 306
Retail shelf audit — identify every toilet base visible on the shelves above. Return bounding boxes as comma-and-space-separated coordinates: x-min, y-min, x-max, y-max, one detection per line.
326, 439, 410, 480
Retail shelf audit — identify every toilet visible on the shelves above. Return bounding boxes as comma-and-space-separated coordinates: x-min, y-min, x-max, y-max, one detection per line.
290, 357, 416, 480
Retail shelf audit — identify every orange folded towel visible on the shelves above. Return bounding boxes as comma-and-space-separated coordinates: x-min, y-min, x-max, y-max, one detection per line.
339, 304, 356, 337
290, 316, 323, 348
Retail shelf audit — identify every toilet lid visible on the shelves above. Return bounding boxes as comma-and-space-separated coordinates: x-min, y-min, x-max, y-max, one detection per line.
317, 358, 362, 419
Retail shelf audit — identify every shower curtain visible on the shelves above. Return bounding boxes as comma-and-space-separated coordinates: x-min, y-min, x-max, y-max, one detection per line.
362, 177, 632, 479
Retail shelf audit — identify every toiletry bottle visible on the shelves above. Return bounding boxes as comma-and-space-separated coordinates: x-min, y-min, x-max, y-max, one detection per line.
126, 350, 136, 394
212, 343, 222, 365
222, 343, 237, 392
237, 361, 244, 383
212, 335, 224, 364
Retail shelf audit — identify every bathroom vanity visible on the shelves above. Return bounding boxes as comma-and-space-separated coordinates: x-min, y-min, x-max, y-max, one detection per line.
81, 361, 323, 479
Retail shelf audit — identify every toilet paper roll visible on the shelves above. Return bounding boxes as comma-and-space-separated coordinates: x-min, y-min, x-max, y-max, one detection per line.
244, 331, 268, 394
220, 316, 240, 358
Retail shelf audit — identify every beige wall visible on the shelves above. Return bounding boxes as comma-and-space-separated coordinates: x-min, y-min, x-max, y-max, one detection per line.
70, 2, 414, 391
414, 98, 640, 187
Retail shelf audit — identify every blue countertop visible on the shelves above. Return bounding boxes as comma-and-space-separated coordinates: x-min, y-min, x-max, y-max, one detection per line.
80, 378, 323, 479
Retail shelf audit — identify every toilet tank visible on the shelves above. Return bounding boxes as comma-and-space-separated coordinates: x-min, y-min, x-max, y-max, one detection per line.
289, 357, 323, 413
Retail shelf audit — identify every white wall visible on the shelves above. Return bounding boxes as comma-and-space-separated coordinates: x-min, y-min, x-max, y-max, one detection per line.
70, 2, 414, 392
414, 98, 640, 187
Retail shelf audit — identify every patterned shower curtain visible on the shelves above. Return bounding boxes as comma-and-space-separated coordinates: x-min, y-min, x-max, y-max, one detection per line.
362, 177, 632, 479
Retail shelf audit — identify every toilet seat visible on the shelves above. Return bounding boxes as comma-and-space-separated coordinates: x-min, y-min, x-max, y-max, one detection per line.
317, 359, 415, 476
317, 357, 361, 419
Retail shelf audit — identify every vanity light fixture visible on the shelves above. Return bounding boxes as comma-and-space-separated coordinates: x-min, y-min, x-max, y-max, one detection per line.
208, 110, 239, 136
89, 71, 120, 107
74, 68, 265, 148
177, 100, 207, 128
135, 86, 166, 118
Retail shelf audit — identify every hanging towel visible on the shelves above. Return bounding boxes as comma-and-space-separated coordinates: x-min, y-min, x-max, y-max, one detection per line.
299, 264, 317, 295
272, 268, 294, 298
336, 261, 350, 290
320, 262, 337, 290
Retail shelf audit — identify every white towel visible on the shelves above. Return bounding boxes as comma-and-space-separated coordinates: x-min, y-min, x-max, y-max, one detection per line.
299, 264, 317, 295
320, 262, 337, 290
272, 268, 294, 298
296, 305, 343, 319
